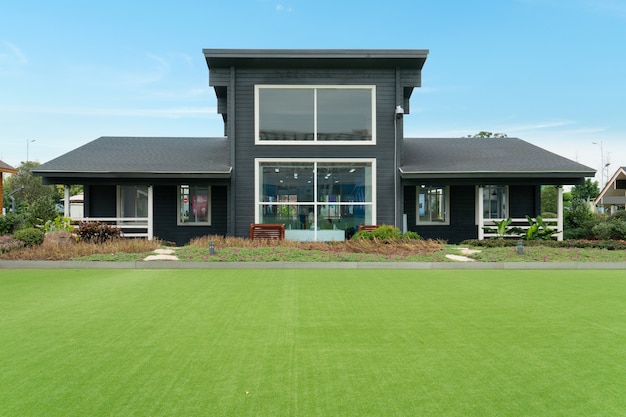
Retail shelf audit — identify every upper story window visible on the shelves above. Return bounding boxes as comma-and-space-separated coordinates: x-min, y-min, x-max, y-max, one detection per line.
255, 85, 376, 145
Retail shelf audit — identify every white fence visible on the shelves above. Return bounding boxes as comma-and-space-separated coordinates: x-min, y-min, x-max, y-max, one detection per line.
74, 217, 152, 239
481, 217, 560, 240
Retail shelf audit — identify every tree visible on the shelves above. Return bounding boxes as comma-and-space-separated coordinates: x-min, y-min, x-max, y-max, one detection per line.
4, 161, 58, 226
571, 178, 599, 201
540, 186, 559, 215
467, 131, 508, 138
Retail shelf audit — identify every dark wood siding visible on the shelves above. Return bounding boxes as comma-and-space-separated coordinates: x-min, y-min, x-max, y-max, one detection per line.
510, 185, 540, 218
403, 184, 543, 243
86, 185, 116, 217
152, 185, 228, 246
404, 185, 477, 243
83, 183, 228, 246
231, 68, 401, 237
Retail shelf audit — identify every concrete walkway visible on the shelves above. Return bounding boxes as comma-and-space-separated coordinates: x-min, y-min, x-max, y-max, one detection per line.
143, 248, 180, 261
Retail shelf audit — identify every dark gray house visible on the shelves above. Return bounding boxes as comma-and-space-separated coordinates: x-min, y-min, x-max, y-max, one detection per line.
34, 49, 594, 245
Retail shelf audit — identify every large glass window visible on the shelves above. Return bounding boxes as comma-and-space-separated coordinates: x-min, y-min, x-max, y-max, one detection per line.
256, 86, 375, 143
118, 185, 148, 223
178, 185, 211, 225
256, 160, 375, 240
417, 186, 449, 225
483, 185, 507, 219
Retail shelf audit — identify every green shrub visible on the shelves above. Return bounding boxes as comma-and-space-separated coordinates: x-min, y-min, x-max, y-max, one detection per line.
610, 210, 626, 221
76, 221, 121, 243
0, 213, 24, 234
23, 196, 58, 227
13, 227, 45, 246
371, 225, 402, 240
42, 216, 75, 232
402, 231, 421, 240
352, 225, 402, 241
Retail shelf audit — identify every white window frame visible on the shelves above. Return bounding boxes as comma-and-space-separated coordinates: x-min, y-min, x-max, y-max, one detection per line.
117, 185, 149, 225
177, 185, 212, 226
416, 185, 450, 225
254, 85, 377, 145
476, 185, 509, 223
254, 157, 376, 224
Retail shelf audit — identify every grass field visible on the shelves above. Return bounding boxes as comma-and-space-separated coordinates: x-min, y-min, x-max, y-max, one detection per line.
1, 269, 625, 416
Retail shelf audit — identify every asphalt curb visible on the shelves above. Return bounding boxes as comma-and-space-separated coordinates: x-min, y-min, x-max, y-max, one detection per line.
2, 261, 626, 270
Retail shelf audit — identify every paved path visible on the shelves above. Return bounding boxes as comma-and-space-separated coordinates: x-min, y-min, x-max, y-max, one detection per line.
143, 248, 180, 261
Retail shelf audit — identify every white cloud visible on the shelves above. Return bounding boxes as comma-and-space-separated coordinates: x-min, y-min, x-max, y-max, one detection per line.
0, 40, 28, 74
276, 4, 293, 12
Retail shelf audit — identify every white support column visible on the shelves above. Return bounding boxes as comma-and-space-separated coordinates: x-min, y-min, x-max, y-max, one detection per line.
147, 185, 154, 241
557, 185, 564, 241
64, 185, 70, 218
477, 186, 484, 240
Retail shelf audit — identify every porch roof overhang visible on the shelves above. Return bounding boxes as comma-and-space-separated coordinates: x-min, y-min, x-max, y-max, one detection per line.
203, 48, 429, 71
33, 136, 232, 184
401, 138, 595, 185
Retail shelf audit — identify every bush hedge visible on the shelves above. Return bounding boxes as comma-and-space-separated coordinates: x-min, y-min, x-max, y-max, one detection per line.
13, 227, 45, 247
76, 221, 121, 243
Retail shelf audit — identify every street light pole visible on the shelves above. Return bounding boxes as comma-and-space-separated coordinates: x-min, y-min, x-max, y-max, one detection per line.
26, 139, 36, 162
592, 141, 605, 188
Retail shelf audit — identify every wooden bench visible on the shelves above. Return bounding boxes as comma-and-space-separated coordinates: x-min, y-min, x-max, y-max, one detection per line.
357, 224, 380, 232
249, 223, 285, 240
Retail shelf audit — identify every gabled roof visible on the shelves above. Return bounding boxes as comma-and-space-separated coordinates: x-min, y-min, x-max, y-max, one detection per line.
0, 160, 17, 174
33, 137, 231, 180
401, 138, 595, 183
203, 48, 429, 70
594, 166, 626, 205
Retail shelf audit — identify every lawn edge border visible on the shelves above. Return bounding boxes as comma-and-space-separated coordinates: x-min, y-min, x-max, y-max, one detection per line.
2, 261, 626, 270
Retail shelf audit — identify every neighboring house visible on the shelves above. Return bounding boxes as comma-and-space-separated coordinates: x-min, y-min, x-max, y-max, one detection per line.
34, 49, 595, 245
594, 167, 626, 214
1, 160, 18, 215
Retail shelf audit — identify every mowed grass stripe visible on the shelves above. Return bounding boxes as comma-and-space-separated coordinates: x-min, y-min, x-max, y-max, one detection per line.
1, 269, 625, 416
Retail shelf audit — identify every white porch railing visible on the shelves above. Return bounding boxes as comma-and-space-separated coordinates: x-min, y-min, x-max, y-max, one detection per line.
481, 217, 560, 240
74, 217, 152, 239
476, 185, 564, 241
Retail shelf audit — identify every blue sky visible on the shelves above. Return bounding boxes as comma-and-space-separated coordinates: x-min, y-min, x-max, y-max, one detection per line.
1, 0, 624, 186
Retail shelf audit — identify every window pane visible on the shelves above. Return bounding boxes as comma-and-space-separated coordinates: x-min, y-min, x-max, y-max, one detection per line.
260, 162, 315, 205
120, 185, 148, 219
317, 89, 372, 141
418, 186, 446, 223
483, 186, 506, 218
258, 161, 374, 240
179, 185, 210, 224
258, 89, 314, 140
317, 163, 372, 204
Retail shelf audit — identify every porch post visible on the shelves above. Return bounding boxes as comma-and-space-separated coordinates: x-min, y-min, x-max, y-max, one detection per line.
557, 185, 563, 241
64, 185, 71, 218
477, 186, 484, 240
147, 185, 154, 240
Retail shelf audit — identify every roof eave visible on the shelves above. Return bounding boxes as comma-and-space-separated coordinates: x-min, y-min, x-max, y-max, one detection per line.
399, 170, 596, 180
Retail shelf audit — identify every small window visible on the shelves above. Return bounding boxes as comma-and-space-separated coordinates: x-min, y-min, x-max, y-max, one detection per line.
178, 185, 211, 225
483, 185, 507, 219
417, 186, 449, 225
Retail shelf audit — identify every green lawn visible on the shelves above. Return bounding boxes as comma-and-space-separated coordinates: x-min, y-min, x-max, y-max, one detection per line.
1, 269, 625, 416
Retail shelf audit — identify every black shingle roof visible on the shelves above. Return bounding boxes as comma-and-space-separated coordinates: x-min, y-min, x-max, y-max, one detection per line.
33, 137, 231, 179
401, 138, 595, 181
